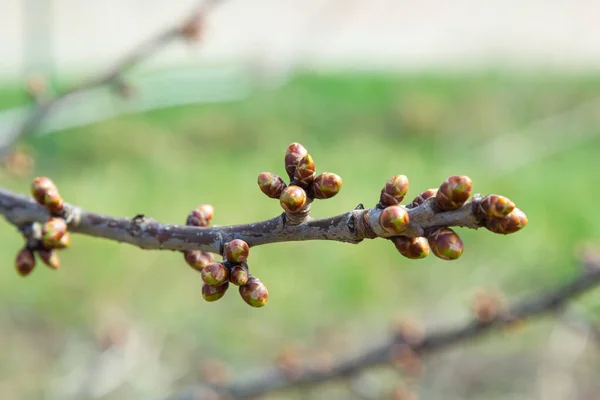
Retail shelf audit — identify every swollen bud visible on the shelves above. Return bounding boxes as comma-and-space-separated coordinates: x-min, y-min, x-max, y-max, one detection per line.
201, 262, 229, 287
485, 208, 528, 234
39, 249, 60, 270
435, 175, 472, 211
41, 218, 68, 249
311, 172, 343, 200
184, 250, 214, 271
44, 188, 65, 215
380, 175, 409, 206
239, 276, 269, 308
257, 172, 287, 199
478, 195, 516, 220
428, 227, 464, 260
284, 142, 308, 179
390, 236, 430, 259
15, 247, 36, 276
202, 282, 229, 302
186, 204, 214, 227
379, 206, 410, 234
293, 154, 316, 187
229, 264, 249, 286
31, 176, 57, 205
280, 185, 307, 213
408, 188, 438, 208
224, 239, 249, 264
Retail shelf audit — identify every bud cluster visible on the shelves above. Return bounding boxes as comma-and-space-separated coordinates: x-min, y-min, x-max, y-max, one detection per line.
475, 195, 528, 235
200, 239, 268, 307
377, 174, 527, 262
258, 142, 343, 217
183, 204, 216, 271
16, 177, 73, 276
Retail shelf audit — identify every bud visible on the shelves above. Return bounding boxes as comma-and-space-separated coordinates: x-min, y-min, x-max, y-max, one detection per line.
43, 188, 65, 215
183, 250, 214, 271
477, 195, 515, 220
15, 247, 36, 276
41, 218, 68, 249
293, 154, 316, 187
239, 277, 269, 307
311, 172, 343, 199
485, 208, 528, 234
180, 14, 203, 41
470, 289, 506, 323
53, 232, 71, 249
390, 236, 430, 259
257, 172, 287, 199
279, 185, 307, 213
229, 264, 249, 286
201, 262, 229, 287
408, 188, 438, 208
224, 239, 249, 264
284, 142, 308, 179
428, 227, 464, 260
435, 175, 472, 211
202, 282, 229, 302
380, 175, 409, 206
31, 176, 58, 205
379, 206, 410, 234
186, 204, 214, 227
39, 249, 60, 270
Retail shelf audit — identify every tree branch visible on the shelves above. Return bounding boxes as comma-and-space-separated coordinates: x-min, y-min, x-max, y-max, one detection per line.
172, 254, 600, 399
0, 0, 223, 160
0, 187, 484, 253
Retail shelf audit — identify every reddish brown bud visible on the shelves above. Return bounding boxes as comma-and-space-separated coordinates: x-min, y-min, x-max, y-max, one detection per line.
311, 172, 343, 199
183, 250, 214, 271
39, 249, 60, 270
293, 154, 316, 187
186, 204, 214, 227
224, 239, 249, 264
380, 175, 409, 206
284, 142, 308, 179
41, 218, 68, 249
408, 188, 438, 208
15, 247, 36, 276
390, 236, 430, 259
229, 264, 249, 286
202, 282, 229, 302
43, 188, 64, 214
477, 195, 515, 220
428, 227, 464, 260
180, 14, 203, 41
379, 206, 410, 234
435, 175, 472, 211
31, 176, 56, 204
279, 185, 307, 213
201, 262, 229, 287
257, 172, 287, 199
485, 208, 528, 234
470, 289, 506, 323
239, 277, 269, 308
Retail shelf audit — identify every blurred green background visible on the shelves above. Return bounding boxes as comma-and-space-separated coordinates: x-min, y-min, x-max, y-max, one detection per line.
1, 72, 600, 399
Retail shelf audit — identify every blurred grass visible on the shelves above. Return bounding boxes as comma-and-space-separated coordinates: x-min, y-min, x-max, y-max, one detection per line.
1, 71, 600, 397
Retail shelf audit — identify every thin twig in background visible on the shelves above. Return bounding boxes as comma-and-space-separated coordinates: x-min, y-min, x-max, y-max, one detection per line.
0, 0, 225, 161
171, 252, 600, 399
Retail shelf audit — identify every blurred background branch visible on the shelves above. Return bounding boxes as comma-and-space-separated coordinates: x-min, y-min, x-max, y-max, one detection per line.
0, 0, 224, 161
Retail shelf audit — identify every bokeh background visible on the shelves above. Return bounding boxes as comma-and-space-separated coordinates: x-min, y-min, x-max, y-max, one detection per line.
1, 1, 600, 399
